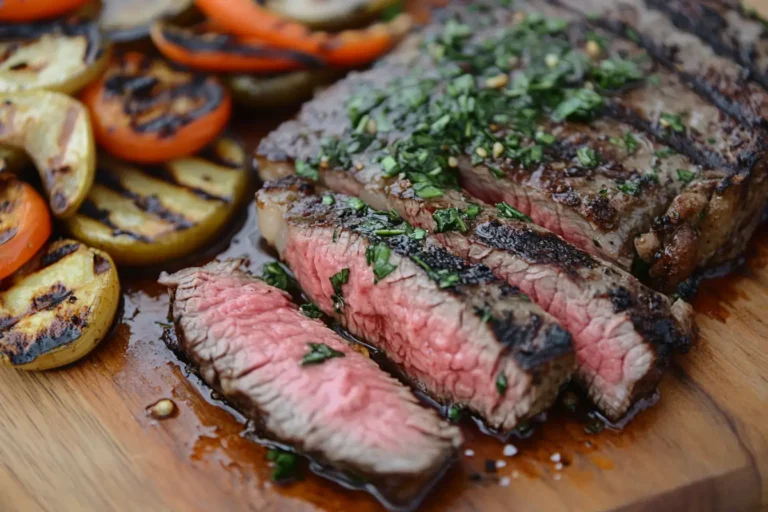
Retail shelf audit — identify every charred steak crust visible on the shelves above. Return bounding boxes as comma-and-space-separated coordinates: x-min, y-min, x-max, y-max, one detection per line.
258, 176, 576, 431
159, 260, 463, 509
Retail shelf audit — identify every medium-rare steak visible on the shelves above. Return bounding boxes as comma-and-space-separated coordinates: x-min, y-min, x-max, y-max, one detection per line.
259, 0, 768, 292
257, 177, 576, 431
256, 6, 699, 418
158, 259, 462, 509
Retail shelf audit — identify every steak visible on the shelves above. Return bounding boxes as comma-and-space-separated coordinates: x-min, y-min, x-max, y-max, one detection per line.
257, 177, 576, 431
158, 259, 462, 509
551, 0, 768, 289
256, 5, 698, 418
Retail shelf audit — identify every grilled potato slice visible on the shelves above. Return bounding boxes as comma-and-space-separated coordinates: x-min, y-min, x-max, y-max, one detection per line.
65, 135, 250, 266
0, 18, 111, 94
0, 90, 95, 218
0, 240, 120, 371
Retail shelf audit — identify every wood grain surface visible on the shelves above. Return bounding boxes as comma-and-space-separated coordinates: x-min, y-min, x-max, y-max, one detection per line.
2, 2, 768, 511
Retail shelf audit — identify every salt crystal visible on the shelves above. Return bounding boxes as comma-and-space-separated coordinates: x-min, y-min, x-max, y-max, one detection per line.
499, 477, 511, 487
554, 473, 562, 481
512, 470, 520, 479
503, 444, 518, 457
464, 449, 475, 457
555, 462, 564, 471
550, 452, 561, 463
496, 460, 507, 469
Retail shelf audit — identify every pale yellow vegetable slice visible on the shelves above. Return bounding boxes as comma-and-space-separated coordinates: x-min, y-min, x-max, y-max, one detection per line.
100, 0, 194, 42
264, 0, 401, 30
65, 135, 250, 266
0, 19, 111, 94
0, 91, 95, 218
0, 239, 120, 371
225, 70, 341, 110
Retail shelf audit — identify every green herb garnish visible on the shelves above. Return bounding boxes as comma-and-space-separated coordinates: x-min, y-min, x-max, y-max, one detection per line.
299, 303, 323, 319
261, 262, 296, 292
660, 112, 685, 133
496, 202, 533, 222
348, 197, 367, 212
267, 448, 300, 482
617, 180, 641, 196
433, 208, 468, 233
496, 373, 508, 396
322, 195, 335, 206
676, 169, 695, 184
295, 160, 319, 181
301, 343, 345, 366
366, 243, 398, 282
330, 268, 350, 312
577, 146, 599, 168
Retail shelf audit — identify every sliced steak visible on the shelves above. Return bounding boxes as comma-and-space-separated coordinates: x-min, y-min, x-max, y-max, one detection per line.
159, 259, 462, 508
257, 177, 575, 431
552, 0, 768, 288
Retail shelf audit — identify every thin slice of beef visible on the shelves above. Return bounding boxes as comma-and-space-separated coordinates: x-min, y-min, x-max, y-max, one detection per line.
159, 259, 462, 510
257, 177, 575, 431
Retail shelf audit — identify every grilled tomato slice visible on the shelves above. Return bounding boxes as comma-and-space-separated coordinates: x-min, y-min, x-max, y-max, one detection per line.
0, 239, 120, 371
100, 0, 194, 43
80, 52, 232, 163
65, 135, 250, 266
150, 21, 323, 73
0, 91, 95, 218
0, 18, 111, 94
0, 175, 51, 280
0, 0, 90, 22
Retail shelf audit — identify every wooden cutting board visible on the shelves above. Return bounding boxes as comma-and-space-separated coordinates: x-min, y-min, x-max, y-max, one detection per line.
3, 5, 768, 512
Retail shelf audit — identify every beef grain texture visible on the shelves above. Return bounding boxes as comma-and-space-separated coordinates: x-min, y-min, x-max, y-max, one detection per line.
257, 177, 576, 431
159, 260, 462, 510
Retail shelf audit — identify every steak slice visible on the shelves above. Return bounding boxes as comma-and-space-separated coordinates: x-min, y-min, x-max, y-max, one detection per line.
158, 259, 462, 509
551, 0, 768, 288
257, 177, 575, 431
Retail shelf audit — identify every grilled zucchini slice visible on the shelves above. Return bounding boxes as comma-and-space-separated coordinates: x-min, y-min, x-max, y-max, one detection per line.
65, 135, 250, 266
0, 18, 111, 94
264, 0, 401, 30
0, 240, 120, 371
100, 0, 195, 43
225, 70, 340, 109
0, 91, 95, 218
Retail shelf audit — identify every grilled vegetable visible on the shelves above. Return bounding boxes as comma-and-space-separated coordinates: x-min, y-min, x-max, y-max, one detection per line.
0, 0, 90, 22
0, 175, 51, 280
195, 0, 412, 67
0, 239, 120, 371
0, 145, 30, 173
264, 0, 402, 31
80, 52, 232, 163
0, 18, 111, 94
225, 69, 339, 109
0, 91, 95, 218
65, 135, 250, 266
100, 0, 194, 43
150, 21, 322, 73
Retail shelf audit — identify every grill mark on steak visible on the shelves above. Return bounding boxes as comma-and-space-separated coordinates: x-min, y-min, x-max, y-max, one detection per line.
159, 260, 462, 510
255, 3, 699, 419
258, 177, 576, 431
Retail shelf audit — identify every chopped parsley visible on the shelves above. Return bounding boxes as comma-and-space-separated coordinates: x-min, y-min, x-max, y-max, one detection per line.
654, 148, 676, 159
411, 254, 461, 289
348, 197, 367, 212
410, 227, 428, 240
496, 202, 533, 222
447, 405, 463, 421
301, 343, 345, 366
295, 160, 319, 181
261, 263, 296, 292
617, 180, 641, 196
465, 203, 481, 219
330, 268, 350, 312
591, 57, 643, 90
267, 448, 300, 482
676, 169, 695, 184
299, 303, 323, 319
366, 243, 398, 282
660, 112, 685, 133
433, 208, 468, 233
322, 194, 335, 206
576, 146, 599, 168
496, 373, 508, 396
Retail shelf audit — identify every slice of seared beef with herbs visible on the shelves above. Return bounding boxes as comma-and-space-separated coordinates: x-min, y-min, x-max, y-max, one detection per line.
257, 4, 698, 418
257, 177, 576, 431
159, 260, 462, 510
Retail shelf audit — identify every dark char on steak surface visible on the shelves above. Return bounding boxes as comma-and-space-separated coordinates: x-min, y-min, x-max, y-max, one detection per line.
257, 176, 576, 431
256, 2, 698, 420
159, 259, 462, 511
